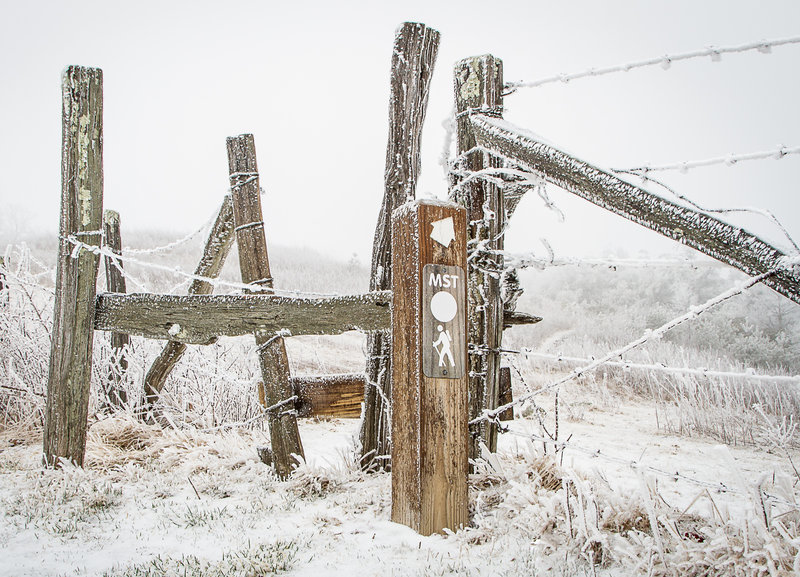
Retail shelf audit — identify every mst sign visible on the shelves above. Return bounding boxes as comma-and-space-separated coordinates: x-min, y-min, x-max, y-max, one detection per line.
422, 264, 466, 379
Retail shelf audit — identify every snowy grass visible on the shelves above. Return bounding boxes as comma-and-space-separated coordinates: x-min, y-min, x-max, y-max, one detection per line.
2, 241, 800, 575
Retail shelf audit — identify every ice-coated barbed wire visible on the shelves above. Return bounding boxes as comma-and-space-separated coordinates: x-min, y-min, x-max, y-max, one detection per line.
501, 426, 799, 510
471, 268, 778, 427
507, 351, 800, 385
505, 35, 800, 92
63, 235, 344, 299
121, 200, 222, 255
614, 168, 800, 254
616, 144, 800, 176
500, 253, 725, 271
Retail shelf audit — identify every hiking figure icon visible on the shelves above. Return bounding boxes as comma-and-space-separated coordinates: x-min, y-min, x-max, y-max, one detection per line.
432, 324, 454, 367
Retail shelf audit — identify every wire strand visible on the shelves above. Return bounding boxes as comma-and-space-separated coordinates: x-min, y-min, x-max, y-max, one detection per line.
506, 35, 800, 91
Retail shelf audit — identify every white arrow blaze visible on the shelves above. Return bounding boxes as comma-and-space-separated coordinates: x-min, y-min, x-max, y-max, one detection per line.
430, 217, 455, 248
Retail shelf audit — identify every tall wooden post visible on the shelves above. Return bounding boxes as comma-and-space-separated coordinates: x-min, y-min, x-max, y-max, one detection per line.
141, 194, 236, 415
451, 55, 505, 459
44, 66, 104, 467
360, 21, 440, 470
392, 199, 468, 536
102, 209, 128, 408
227, 134, 304, 480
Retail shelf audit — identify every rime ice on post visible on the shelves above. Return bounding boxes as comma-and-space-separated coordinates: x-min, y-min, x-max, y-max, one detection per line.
452, 54, 506, 460
360, 21, 441, 470
391, 199, 468, 536
102, 209, 129, 408
227, 133, 304, 480
44, 66, 104, 467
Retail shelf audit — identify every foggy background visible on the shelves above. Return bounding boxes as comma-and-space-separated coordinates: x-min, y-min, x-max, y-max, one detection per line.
1, 0, 799, 262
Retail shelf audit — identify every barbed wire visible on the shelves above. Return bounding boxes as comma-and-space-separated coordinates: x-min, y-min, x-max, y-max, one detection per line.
615, 145, 800, 176
507, 350, 800, 385
64, 235, 344, 299
505, 35, 800, 92
499, 250, 725, 271
472, 268, 778, 427
613, 168, 800, 254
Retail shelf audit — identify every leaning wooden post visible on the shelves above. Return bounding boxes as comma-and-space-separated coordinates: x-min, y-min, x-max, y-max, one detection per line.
360, 21, 440, 470
101, 210, 129, 408
141, 194, 235, 416
392, 199, 468, 535
43, 66, 104, 467
227, 134, 304, 480
451, 55, 505, 459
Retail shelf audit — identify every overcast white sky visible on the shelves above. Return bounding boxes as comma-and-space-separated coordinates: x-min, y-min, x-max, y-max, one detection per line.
1, 0, 799, 262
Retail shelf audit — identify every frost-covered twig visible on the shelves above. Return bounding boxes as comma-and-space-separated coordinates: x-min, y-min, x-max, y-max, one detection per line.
506, 36, 800, 91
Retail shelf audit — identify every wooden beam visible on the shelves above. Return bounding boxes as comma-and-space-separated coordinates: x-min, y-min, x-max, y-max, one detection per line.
360, 21, 441, 471
142, 194, 236, 413
95, 291, 391, 343
44, 66, 104, 467
451, 55, 506, 459
101, 209, 128, 408
470, 114, 800, 305
392, 199, 469, 536
503, 310, 543, 328
227, 133, 304, 480
258, 374, 367, 419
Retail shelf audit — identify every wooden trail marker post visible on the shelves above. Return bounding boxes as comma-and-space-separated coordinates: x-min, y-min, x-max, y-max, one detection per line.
101, 209, 129, 408
392, 199, 468, 536
227, 133, 304, 480
44, 66, 104, 467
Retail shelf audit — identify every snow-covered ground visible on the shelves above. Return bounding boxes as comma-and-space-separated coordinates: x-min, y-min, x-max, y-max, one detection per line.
1, 377, 797, 576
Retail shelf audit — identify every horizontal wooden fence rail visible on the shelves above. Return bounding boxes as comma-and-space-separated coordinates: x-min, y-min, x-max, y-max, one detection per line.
257, 374, 367, 419
94, 291, 393, 344
95, 290, 539, 345
469, 114, 800, 305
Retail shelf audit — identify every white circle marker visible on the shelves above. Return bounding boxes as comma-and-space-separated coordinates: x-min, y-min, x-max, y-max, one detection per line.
430, 291, 457, 322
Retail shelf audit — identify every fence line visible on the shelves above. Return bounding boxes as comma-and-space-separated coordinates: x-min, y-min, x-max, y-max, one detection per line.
64, 234, 344, 299
505, 35, 800, 91
616, 144, 800, 176
507, 350, 800, 385
472, 269, 778, 426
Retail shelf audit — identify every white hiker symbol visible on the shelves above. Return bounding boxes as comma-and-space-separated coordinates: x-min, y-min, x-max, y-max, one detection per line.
432, 324, 454, 367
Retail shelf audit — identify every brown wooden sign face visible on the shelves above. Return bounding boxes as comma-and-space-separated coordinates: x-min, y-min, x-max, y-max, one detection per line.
422, 264, 466, 378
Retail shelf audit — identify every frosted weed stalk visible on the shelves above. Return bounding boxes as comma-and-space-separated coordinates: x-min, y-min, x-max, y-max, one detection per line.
465, 446, 800, 575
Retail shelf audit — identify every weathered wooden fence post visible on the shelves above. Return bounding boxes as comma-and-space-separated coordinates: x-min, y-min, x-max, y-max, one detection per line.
227, 134, 304, 480
450, 55, 505, 459
392, 199, 468, 535
141, 194, 235, 415
0, 257, 6, 308
44, 66, 104, 467
360, 21, 440, 470
102, 209, 128, 408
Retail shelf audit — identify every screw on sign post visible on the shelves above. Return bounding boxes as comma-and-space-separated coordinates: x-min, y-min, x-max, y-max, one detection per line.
392, 199, 468, 536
